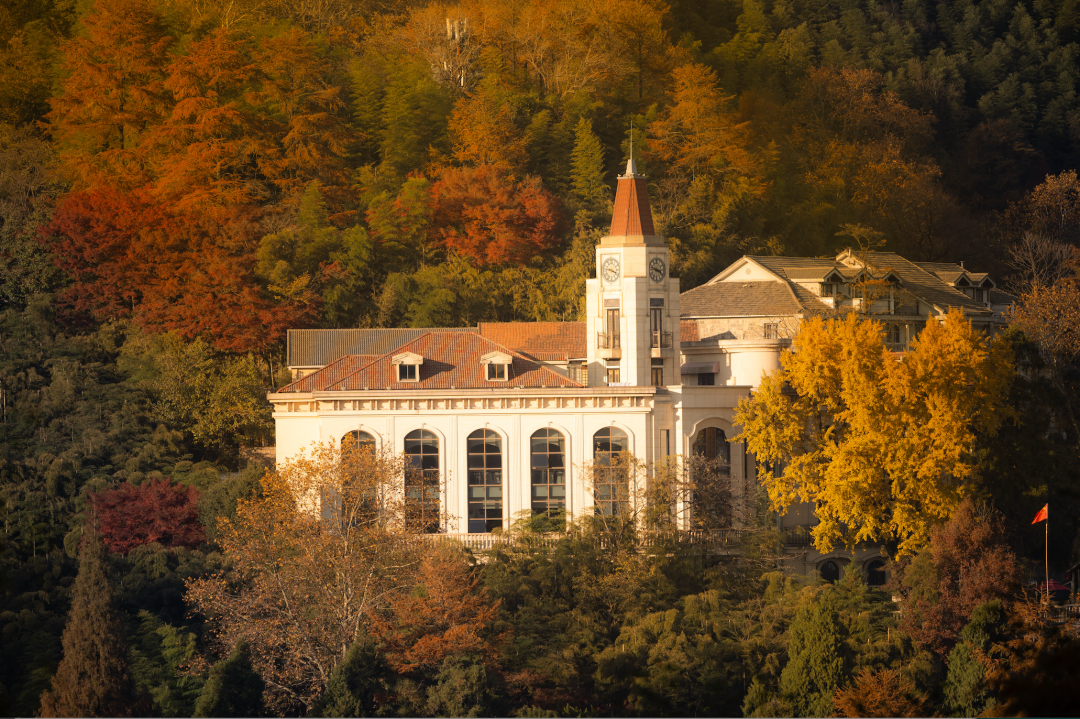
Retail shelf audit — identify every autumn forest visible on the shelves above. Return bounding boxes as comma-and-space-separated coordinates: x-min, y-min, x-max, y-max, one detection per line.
3, 0, 1080, 716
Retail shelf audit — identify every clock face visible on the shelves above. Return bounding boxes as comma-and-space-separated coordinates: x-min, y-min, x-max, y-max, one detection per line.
649, 257, 666, 283
602, 257, 621, 283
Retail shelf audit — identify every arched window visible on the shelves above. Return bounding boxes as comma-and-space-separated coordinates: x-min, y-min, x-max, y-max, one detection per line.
866, 559, 887, 587
819, 560, 840, 584
592, 427, 629, 517
692, 426, 731, 464
530, 429, 565, 518
690, 426, 731, 530
342, 430, 376, 452
467, 429, 503, 533
404, 430, 439, 533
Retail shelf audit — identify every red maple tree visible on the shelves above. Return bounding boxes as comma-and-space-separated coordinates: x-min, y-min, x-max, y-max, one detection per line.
91, 477, 205, 554
895, 498, 1023, 657
429, 164, 566, 266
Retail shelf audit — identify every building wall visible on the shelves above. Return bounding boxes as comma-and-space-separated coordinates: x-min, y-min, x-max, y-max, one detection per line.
272, 392, 672, 533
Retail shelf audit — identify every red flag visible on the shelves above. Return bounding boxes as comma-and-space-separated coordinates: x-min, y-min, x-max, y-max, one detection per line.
1032, 504, 1048, 524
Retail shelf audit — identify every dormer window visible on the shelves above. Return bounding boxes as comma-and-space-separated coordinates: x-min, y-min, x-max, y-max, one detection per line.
480, 351, 512, 382
391, 351, 424, 382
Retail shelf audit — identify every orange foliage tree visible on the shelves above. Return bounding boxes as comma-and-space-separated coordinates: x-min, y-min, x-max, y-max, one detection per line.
429, 164, 566, 266
367, 545, 505, 675
48, 0, 172, 190
47, 187, 318, 353
833, 667, 929, 718
185, 441, 422, 713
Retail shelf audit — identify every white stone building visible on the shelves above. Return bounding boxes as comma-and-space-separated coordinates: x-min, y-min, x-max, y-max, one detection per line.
268, 157, 1013, 582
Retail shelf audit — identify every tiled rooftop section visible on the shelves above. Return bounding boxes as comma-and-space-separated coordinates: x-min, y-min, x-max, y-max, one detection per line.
681, 281, 804, 317
680, 320, 700, 342
323, 332, 582, 391
478, 321, 587, 360
745, 253, 993, 315
287, 328, 476, 368
278, 355, 378, 392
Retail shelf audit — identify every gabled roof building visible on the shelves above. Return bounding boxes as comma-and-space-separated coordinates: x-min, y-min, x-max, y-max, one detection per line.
269, 157, 1013, 580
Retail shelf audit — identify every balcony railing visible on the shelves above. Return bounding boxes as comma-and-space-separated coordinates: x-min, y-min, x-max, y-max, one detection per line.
783, 525, 813, 546
884, 342, 908, 353
651, 331, 673, 349
597, 331, 620, 349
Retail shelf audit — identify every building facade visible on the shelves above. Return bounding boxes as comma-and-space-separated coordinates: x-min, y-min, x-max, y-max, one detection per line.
268, 157, 1012, 581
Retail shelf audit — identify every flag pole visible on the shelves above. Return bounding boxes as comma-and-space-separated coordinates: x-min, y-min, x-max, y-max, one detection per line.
1045, 514, 1049, 604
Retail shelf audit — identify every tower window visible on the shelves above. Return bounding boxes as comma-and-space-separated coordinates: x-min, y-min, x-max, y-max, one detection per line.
764, 323, 778, 339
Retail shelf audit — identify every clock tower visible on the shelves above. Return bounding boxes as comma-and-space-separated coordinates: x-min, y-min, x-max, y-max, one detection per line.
585, 156, 680, 388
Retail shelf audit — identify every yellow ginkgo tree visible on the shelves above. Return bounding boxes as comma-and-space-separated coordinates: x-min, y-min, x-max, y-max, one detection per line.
734, 310, 1014, 556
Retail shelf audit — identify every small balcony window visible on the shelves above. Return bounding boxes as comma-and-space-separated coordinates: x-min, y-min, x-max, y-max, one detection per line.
698, 373, 715, 386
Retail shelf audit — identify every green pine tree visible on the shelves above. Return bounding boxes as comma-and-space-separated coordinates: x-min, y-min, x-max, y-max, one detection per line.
570, 117, 610, 222
311, 637, 391, 717
943, 599, 1006, 717
37, 524, 138, 718
193, 640, 265, 718
779, 589, 846, 717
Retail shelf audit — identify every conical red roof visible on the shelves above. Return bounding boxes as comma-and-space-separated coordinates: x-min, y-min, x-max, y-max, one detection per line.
609, 158, 655, 237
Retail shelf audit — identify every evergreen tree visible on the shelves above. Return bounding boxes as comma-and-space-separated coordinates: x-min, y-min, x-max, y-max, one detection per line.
312, 637, 391, 717
779, 589, 846, 717
570, 117, 610, 221
37, 524, 138, 718
192, 640, 265, 718
943, 599, 1006, 717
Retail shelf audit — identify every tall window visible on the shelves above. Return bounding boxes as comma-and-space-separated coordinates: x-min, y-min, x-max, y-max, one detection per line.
404, 430, 439, 533
467, 429, 503, 533
764, 323, 778, 339
650, 308, 664, 347
530, 429, 566, 517
341, 430, 375, 452
606, 308, 620, 348
692, 427, 730, 463
819, 560, 840, 583
606, 365, 621, 384
592, 427, 629, 517
651, 367, 664, 386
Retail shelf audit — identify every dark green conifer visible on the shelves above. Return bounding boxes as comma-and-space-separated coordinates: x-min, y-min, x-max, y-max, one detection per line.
192, 640, 265, 718
37, 524, 137, 718
779, 589, 846, 717
570, 117, 610, 221
311, 636, 390, 718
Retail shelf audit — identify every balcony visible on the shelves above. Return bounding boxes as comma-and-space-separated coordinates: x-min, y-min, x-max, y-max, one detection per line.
597, 331, 621, 350
651, 331, 673, 349
884, 342, 908, 353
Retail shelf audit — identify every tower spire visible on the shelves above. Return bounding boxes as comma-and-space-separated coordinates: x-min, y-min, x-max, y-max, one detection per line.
609, 121, 654, 237
622, 121, 643, 179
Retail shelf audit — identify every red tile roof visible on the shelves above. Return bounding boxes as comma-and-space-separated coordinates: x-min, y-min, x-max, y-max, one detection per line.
277, 355, 379, 392
478, 321, 587, 360
680, 320, 700, 342
610, 176, 655, 236
283, 332, 582, 392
